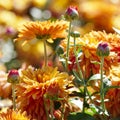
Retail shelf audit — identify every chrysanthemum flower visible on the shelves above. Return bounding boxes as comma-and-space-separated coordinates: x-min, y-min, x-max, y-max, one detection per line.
60, 31, 120, 78
105, 65, 120, 118
0, 109, 30, 120
16, 66, 73, 120
15, 20, 68, 42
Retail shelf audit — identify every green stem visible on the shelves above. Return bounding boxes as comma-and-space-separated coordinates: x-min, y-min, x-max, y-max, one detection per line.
83, 85, 86, 113
100, 56, 105, 113
73, 36, 86, 112
85, 86, 93, 103
50, 100, 54, 120
66, 21, 72, 71
43, 97, 50, 120
43, 39, 47, 67
61, 102, 65, 120
73, 36, 83, 80
12, 83, 16, 110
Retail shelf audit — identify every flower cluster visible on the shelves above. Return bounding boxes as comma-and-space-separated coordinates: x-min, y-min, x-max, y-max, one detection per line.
16, 66, 73, 119
1, 4, 120, 120
60, 31, 120, 78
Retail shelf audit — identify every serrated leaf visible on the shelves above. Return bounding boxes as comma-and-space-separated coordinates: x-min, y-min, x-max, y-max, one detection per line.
67, 112, 96, 120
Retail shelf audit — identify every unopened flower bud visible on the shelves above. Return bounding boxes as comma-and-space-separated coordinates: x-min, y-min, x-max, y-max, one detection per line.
96, 42, 110, 57
65, 6, 79, 21
6, 27, 15, 35
7, 70, 19, 84
70, 31, 80, 38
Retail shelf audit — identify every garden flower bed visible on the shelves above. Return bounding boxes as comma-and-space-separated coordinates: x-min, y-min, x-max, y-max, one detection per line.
0, 1, 120, 120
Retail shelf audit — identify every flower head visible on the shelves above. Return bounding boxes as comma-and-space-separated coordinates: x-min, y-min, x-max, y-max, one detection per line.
105, 81, 120, 118
0, 109, 30, 120
15, 20, 68, 42
16, 66, 73, 120
7, 69, 19, 84
65, 6, 79, 21
60, 31, 120, 78
105, 65, 120, 118
96, 42, 110, 57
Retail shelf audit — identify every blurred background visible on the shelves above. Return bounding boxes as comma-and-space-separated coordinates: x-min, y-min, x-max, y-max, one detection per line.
0, 0, 120, 72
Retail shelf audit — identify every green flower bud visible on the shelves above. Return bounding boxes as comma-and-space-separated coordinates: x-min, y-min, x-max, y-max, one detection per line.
64, 6, 79, 21
70, 31, 80, 38
96, 42, 110, 57
7, 69, 19, 84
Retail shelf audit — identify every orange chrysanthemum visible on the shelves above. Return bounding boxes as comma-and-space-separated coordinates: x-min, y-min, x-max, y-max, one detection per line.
105, 65, 120, 118
61, 31, 120, 78
16, 66, 73, 120
80, 31, 120, 78
0, 109, 30, 120
15, 20, 68, 42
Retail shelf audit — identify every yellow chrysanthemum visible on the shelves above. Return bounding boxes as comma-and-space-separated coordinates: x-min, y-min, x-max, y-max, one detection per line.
16, 66, 73, 120
105, 65, 120, 118
61, 31, 120, 78
15, 20, 68, 42
0, 109, 30, 120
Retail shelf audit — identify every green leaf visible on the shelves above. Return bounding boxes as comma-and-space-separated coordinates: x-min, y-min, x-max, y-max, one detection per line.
73, 70, 83, 87
106, 85, 120, 89
103, 78, 111, 91
104, 85, 120, 93
89, 74, 106, 81
77, 49, 83, 58
56, 46, 64, 55
59, 54, 66, 62
73, 79, 83, 87
73, 70, 82, 81
85, 108, 96, 116
67, 112, 96, 120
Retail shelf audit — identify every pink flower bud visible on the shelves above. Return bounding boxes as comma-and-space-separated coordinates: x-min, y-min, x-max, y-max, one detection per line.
65, 6, 79, 21
96, 42, 110, 57
6, 27, 15, 35
7, 69, 19, 84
